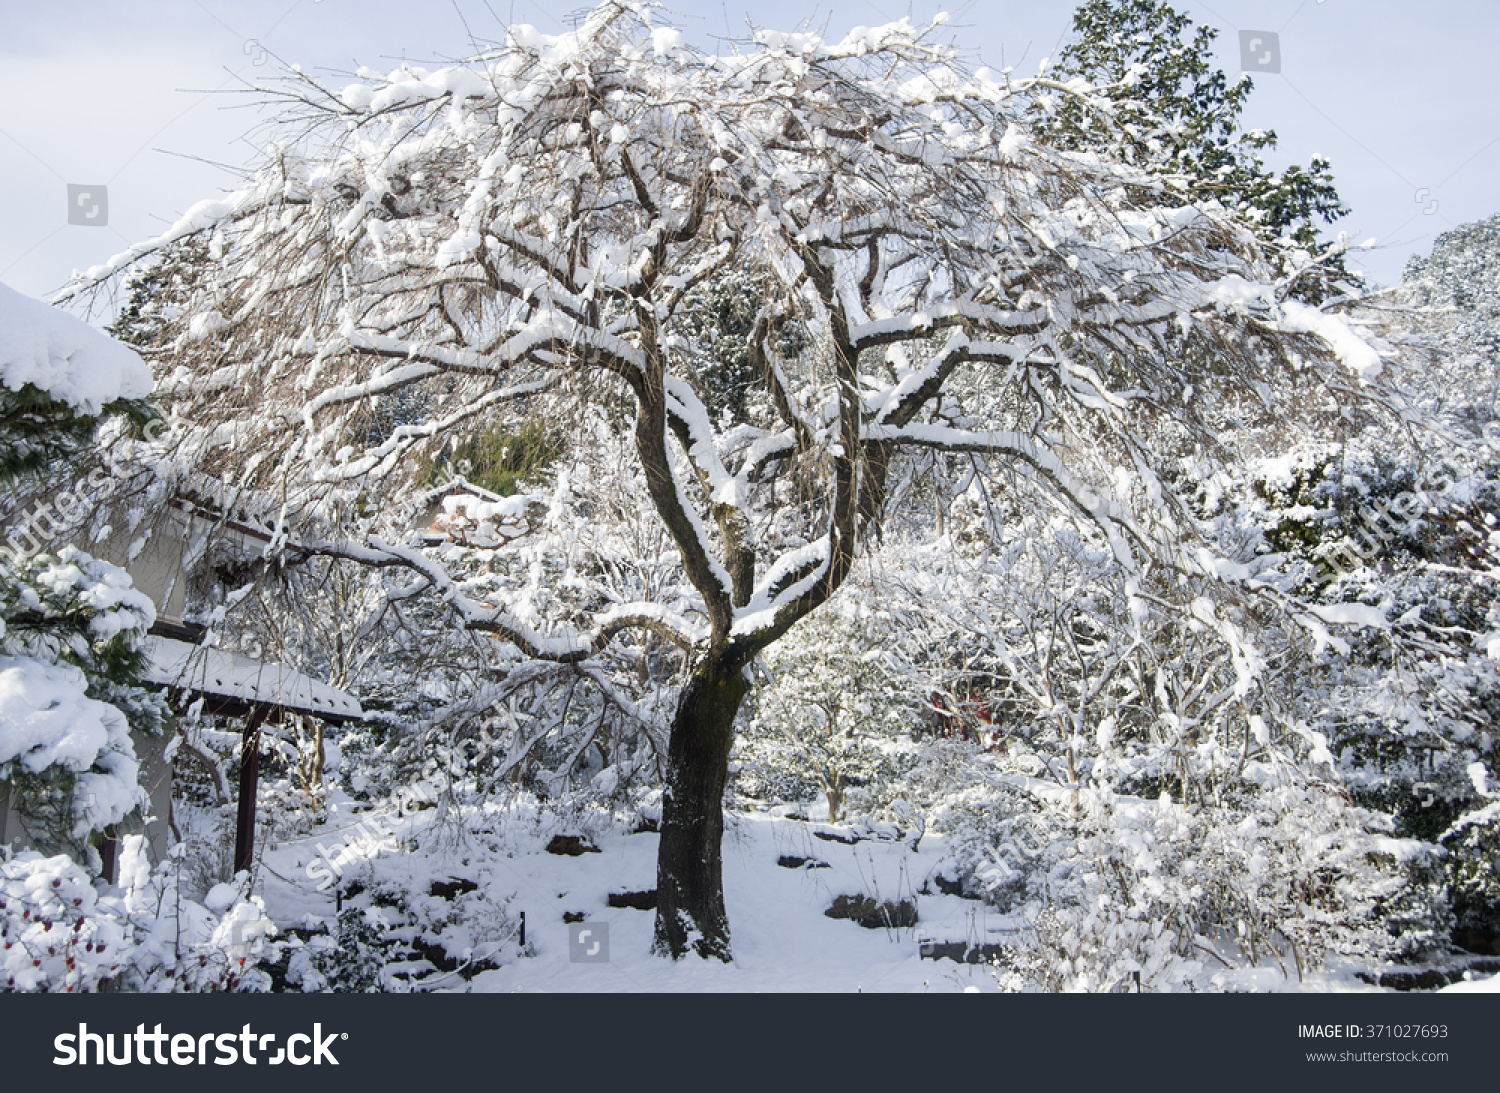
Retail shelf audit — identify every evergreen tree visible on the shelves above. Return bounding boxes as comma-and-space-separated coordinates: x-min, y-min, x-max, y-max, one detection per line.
1039, 0, 1351, 299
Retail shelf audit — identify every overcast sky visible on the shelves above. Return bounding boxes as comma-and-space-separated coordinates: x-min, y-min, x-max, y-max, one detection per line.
1, 0, 1496, 305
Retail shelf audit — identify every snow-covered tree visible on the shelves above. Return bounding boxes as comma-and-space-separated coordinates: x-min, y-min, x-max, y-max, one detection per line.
1038, 0, 1352, 299
1, 283, 164, 862
65, 2, 1391, 958
0, 281, 153, 487
740, 599, 915, 823
0, 549, 167, 858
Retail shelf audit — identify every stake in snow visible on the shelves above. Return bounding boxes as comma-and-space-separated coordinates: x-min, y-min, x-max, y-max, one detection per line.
67, 1, 1387, 958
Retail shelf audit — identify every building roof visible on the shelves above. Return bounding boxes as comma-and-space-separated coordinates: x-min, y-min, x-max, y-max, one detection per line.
417, 476, 543, 547
142, 637, 363, 722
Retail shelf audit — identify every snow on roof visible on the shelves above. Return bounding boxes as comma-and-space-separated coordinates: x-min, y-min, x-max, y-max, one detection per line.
143, 637, 363, 722
419, 477, 542, 547
0, 281, 153, 414
419, 474, 507, 506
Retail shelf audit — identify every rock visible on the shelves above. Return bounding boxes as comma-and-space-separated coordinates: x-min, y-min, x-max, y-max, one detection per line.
932, 873, 979, 899
546, 835, 601, 856
607, 890, 657, 910
1453, 926, 1500, 957
825, 894, 919, 929
429, 878, 479, 900
919, 940, 1009, 964
812, 828, 862, 845
1358, 958, 1500, 991
777, 855, 830, 870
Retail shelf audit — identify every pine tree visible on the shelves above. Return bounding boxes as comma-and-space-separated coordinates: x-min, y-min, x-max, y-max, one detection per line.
1039, 0, 1351, 299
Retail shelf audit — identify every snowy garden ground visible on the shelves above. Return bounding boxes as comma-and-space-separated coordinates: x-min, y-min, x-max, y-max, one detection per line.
251, 794, 1500, 994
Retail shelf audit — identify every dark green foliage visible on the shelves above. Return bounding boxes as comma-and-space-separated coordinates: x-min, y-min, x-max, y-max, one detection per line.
675, 267, 806, 427
0, 386, 151, 488
421, 419, 564, 497
314, 908, 388, 992
1443, 807, 1500, 953
1040, 0, 1350, 299
110, 237, 211, 349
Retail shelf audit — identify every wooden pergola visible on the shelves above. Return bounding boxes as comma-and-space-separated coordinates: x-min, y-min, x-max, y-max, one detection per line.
143, 635, 363, 874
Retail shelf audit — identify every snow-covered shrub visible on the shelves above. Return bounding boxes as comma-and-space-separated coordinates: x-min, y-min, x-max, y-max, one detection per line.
737, 600, 918, 821
0, 280, 153, 484
1443, 801, 1500, 953
1002, 906, 1201, 994
303, 908, 387, 993
0, 547, 168, 857
961, 778, 1414, 990
1, 836, 275, 993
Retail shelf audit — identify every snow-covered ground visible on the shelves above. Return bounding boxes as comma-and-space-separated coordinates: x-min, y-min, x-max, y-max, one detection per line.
250, 799, 1496, 994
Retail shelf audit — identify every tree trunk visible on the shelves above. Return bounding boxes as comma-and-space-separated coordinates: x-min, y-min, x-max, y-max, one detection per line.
652, 654, 748, 960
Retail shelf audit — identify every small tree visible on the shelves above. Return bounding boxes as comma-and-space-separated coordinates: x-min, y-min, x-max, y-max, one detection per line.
0, 283, 164, 862
743, 604, 914, 823
65, 2, 1388, 958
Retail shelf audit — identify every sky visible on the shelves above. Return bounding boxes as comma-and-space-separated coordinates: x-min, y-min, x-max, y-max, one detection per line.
0, 0, 1496, 305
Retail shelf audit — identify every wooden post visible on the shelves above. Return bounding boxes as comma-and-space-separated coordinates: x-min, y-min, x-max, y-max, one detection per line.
234, 704, 272, 875
98, 826, 119, 885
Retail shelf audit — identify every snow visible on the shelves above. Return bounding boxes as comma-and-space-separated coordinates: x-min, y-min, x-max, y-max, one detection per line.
1440, 971, 1500, 993
649, 27, 685, 56
0, 655, 142, 834
0, 656, 127, 774
1204, 274, 1274, 310
1279, 300, 1383, 382
258, 807, 1013, 993
0, 282, 153, 413
1306, 602, 1388, 629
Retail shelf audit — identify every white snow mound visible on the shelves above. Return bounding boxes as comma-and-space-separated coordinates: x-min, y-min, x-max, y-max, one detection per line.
0, 282, 153, 413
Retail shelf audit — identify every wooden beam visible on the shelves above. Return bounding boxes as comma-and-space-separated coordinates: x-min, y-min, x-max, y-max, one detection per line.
233, 704, 271, 875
